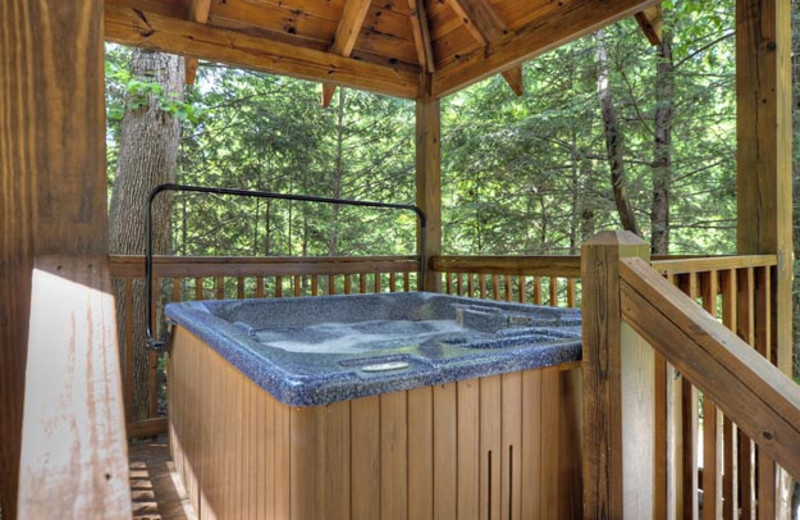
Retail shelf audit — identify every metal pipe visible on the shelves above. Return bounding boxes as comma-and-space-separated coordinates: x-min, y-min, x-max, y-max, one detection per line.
145, 183, 426, 349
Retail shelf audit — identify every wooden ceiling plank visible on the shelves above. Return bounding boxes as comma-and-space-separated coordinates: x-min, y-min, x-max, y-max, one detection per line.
185, 0, 212, 84
105, 2, 420, 98
407, 0, 435, 72
446, 0, 507, 46
433, 0, 661, 97
634, 4, 663, 46
501, 64, 523, 96
322, 0, 373, 107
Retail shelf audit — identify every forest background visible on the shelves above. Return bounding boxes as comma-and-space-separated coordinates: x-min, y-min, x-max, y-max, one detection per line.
104, 0, 800, 418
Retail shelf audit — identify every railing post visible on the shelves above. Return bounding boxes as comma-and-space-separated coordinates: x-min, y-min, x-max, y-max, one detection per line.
581, 231, 654, 518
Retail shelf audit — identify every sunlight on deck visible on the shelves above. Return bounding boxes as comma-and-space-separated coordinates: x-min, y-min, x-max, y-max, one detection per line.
130, 437, 196, 520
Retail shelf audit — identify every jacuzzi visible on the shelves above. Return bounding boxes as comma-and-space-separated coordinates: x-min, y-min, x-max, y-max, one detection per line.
165, 292, 584, 519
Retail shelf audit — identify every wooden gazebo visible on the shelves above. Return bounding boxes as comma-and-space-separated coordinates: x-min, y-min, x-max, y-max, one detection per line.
1, 0, 796, 518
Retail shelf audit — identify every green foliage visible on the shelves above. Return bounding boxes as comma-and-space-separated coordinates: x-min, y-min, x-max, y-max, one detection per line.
105, 0, 738, 261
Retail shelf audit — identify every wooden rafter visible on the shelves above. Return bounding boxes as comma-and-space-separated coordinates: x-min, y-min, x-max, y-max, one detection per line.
104, 2, 420, 99
447, 0, 507, 44
634, 4, 663, 46
501, 65, 523, 96
433, 0, 660, 97
321, 0, 373, 107
447, 0, 523, 95
185, 0, 212, 84
407, 0, 435, 73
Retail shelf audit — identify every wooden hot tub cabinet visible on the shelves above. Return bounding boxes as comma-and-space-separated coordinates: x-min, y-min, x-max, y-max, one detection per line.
168, 326, 583, 520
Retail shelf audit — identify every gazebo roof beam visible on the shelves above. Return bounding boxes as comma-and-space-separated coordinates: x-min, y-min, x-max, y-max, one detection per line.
408, 0, 435, 74
105, 1, 420, 99
185, 0, 211, 85
447, 0, 523, 95
634, 4, 663, 46
321, 0, 373, 107
433, 0, 661, 98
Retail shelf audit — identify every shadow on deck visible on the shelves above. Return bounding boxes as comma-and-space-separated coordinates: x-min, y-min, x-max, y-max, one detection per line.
130, 436, 197, 520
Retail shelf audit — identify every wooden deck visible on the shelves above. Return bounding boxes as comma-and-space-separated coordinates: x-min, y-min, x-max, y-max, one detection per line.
130, 436, 197, 520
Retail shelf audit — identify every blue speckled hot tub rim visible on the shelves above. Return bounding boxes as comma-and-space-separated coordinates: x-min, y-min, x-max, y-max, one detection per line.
165, 292, 582, 407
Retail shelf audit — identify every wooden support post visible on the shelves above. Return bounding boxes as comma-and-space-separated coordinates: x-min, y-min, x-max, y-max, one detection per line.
736, 0, 792, 375
582, 231, 654, 519
737, 2, 793, 512
1, 0, 127, 517
416, 73, 442, 292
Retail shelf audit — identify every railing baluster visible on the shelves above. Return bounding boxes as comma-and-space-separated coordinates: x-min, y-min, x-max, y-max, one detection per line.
328, 274, 336, 295
682, 380, 699, 520
236, 277, 245, 299
491, 274, 499, 300
518, 276, 526, 304
389, 272, 396, 293
754, 266, 776, 519
566, 278, 576, 308
533, 276, 542, 305
216, 276, 224, 300
344, 274, 352, 295
195, 277, 204, 300
456, 273, 463, 296
445, 272, 452, 294
172, 277, 181, 302
359, 273, 366, 294
737, 267, 755, 519
503, 275, 511, 302
294, 275, 301, 297
549, 277, 558, 307
700, 270, 722, 520
124, 278, 134, 424
467, 273, 473, 297
479, 274, 486, 299
373, 272, 381, 293
311, 275, 318, 297
403, 272, 410, 292
275, 275, 283, 298
256, 276, 265, 298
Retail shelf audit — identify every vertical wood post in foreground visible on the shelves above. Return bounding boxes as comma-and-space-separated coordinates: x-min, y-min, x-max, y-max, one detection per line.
415, 73, 442, 292
582, 231, 654, 518
1, 1, 129, 518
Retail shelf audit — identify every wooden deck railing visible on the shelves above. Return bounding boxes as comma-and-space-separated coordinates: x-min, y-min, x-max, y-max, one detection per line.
109, 254, 419, 434
581, 231, 793, 519
432, 255, 582, 307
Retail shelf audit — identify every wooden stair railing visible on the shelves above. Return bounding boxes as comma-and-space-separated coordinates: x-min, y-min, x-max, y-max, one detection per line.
17, 257, 131, 518
620, 257, 800, 480
582, 231, 798, 519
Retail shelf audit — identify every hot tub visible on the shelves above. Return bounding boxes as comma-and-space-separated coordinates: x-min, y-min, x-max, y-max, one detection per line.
165, 292, 583, 519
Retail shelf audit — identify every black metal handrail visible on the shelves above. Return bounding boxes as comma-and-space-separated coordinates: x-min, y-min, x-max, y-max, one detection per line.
145, 183, 426, 349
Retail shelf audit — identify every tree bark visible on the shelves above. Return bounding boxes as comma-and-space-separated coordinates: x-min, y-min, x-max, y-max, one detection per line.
109, 49, 184, 422
651, 27, 674, 255
329, 87, 345, 255
595, 29, 641, 236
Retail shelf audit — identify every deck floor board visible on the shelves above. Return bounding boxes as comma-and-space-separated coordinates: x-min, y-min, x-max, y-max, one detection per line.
130, 436, 197, 520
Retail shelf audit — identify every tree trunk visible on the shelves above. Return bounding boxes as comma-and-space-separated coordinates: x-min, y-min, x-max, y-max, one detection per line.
595, 29, 641, 236
109, 49, 184, 422
651, 27, 674, 255
329, 88, 345, 255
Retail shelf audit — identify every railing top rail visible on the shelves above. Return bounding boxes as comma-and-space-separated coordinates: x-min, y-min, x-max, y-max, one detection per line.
651, 254, 777, 275
431, 255, 582, 277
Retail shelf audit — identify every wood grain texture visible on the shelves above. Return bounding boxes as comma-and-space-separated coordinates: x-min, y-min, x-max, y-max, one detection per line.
2, 0, 112, 516
17, 259, 131, 519
619, 257, 800, 482
105, 0, 420, 99
416, 77, 442, 291
433, 0, 660, 96
736, 0, 792, 378
580, 231, 653, 519
169, 325, 583, 519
